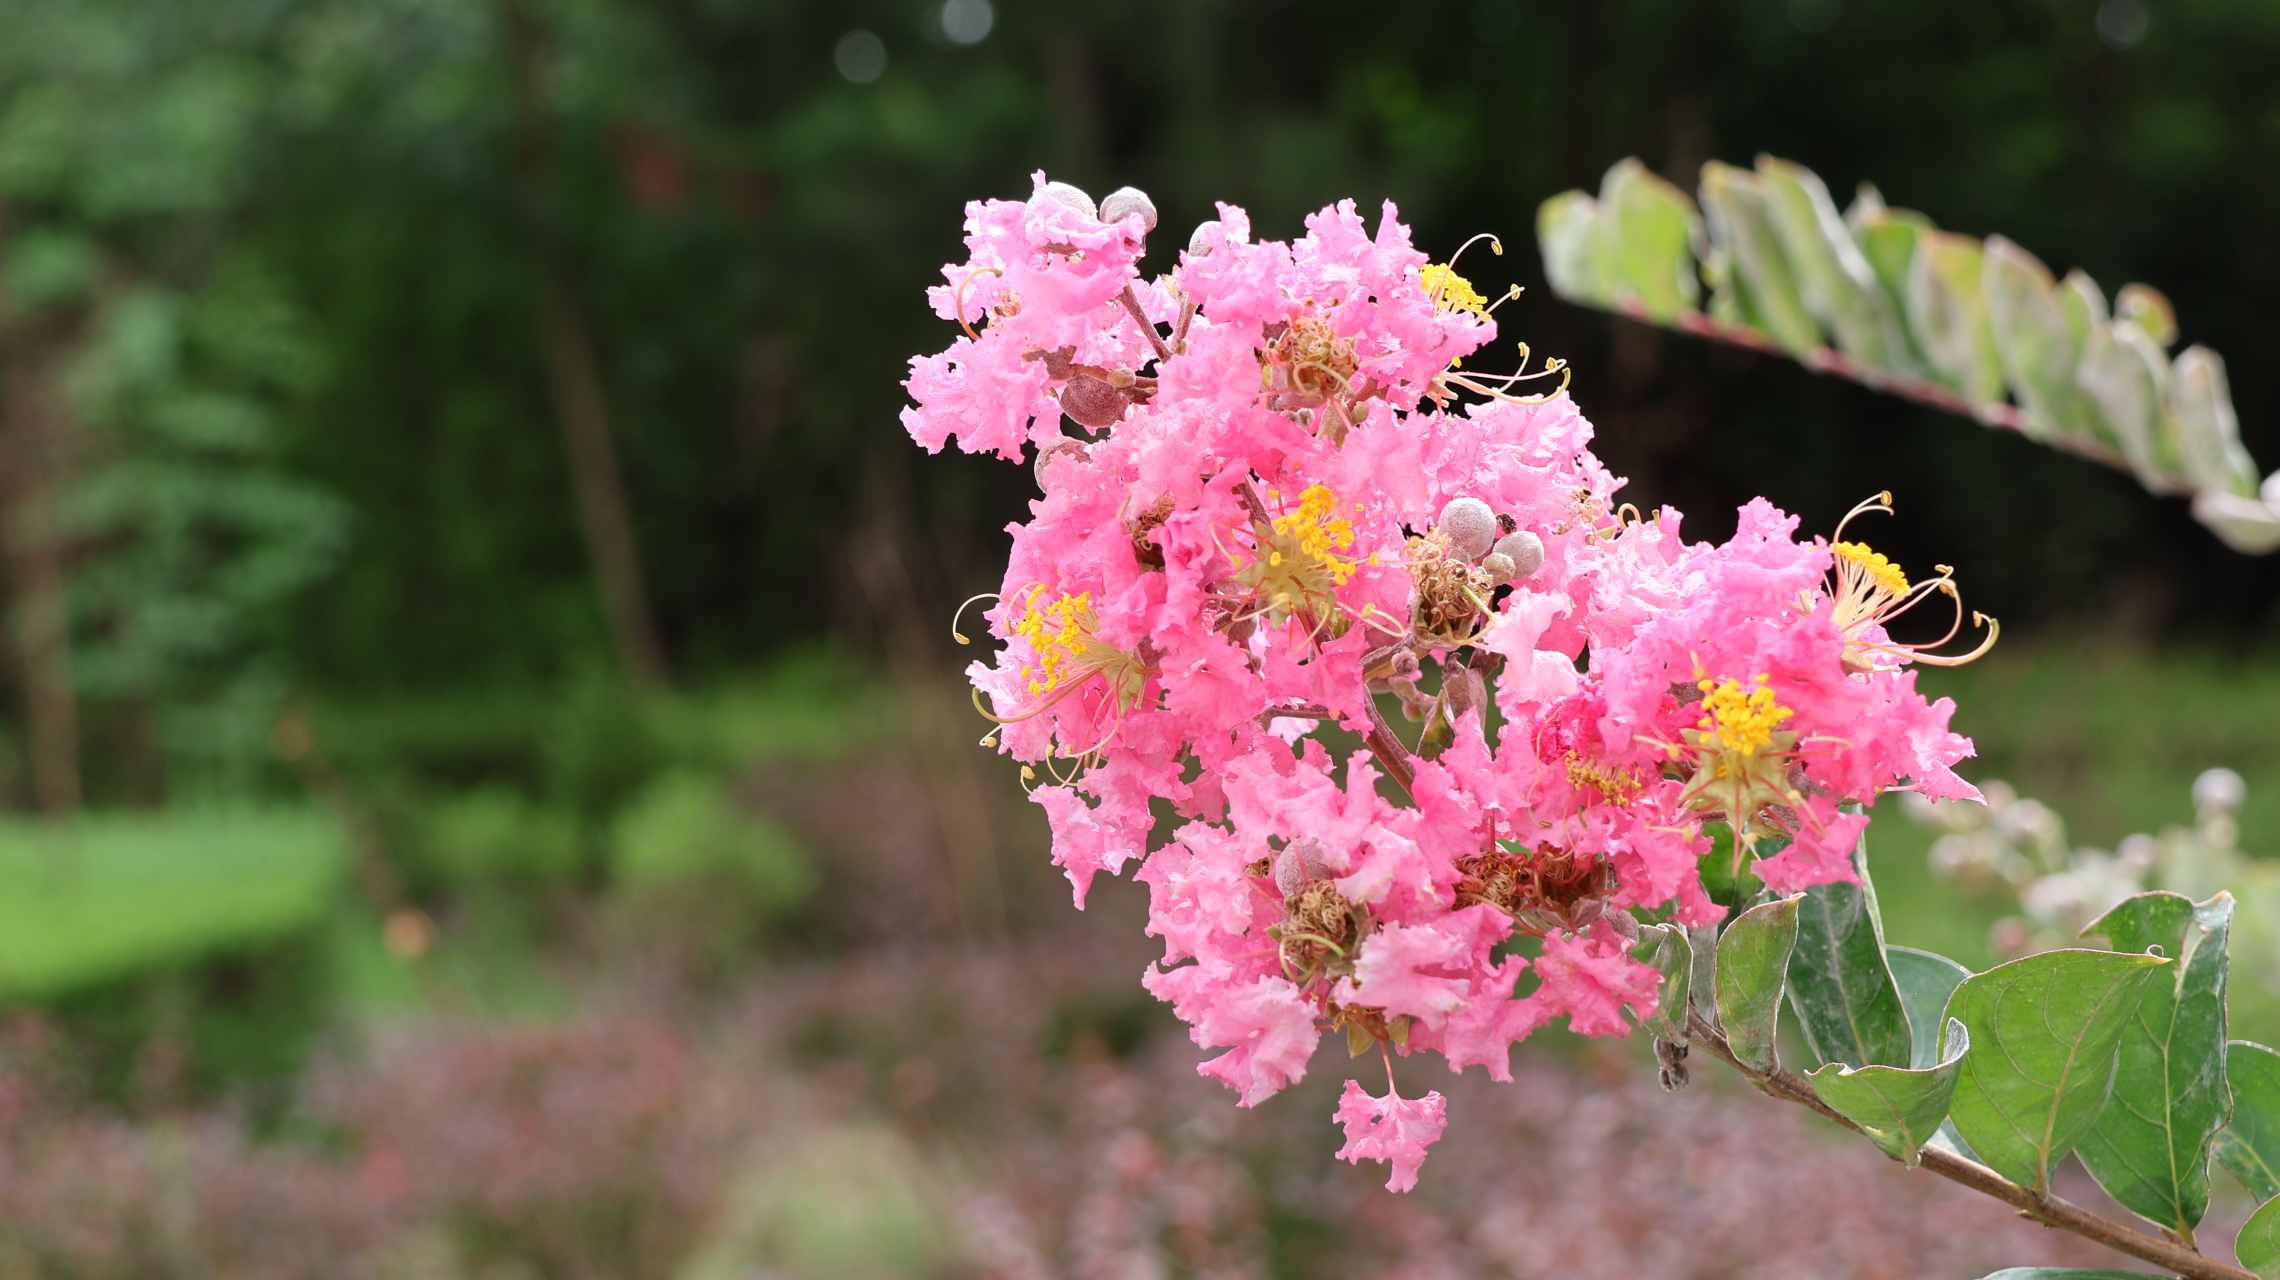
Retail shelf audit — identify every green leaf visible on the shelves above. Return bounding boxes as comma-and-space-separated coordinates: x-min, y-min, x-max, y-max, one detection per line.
1756, 154, 1913, 374
2170, 346, 2260, 499
2241, 1195, 2280, 1280
1983, 235, 2094, 442
2216, 1042, 2280, 1201
1887, 945, 1980, 1160
1946, 948, 2169, 1196
2075, 891, 2233, 1237
1716, 895, 1802, 1072
2077, 319, 2182, 488
1599, 159, 1703, 322
1889, 946, 1972, 1069
1808, 1015, 1969, 1164
1536, 190, 1617, 309
1697, 161, 1820, 356
1630, 923, 1691, 1041
1785, 831, 1911, 1069
1906, 231, 2007, 404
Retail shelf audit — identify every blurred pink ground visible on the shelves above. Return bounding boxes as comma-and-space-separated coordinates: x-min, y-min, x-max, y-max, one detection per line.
0, 929, 2217, 1280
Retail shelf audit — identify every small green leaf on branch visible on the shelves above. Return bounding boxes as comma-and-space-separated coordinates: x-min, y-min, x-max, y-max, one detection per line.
1808, 1015, 1968, 1164
1716, 894, 1802, 1073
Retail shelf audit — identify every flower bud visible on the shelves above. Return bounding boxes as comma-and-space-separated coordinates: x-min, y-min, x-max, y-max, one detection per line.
1186, 220, 1221, 258
1435, 496, 1497, 560
1099, 186, 1157, 233
1481, 552, 1516, 582
1033, 181, 1098, 221
1034, 438, 1090, 488
1273, 838, 1334, 898
1492, 530, 1544, 580
1060, 374, 1128, 430
2195, 766, 2246, 817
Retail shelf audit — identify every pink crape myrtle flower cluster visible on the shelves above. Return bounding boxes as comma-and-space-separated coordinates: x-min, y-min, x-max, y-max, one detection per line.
902, 174, 1997, 1192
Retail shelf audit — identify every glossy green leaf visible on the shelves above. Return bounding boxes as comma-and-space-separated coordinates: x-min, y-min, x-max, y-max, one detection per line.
1946, 948, 2169, 1196
1697, 161, 1819, 355
1808, 1015, 1968, 1164
1785, 832, 1911, 1070
1756, 154, 1912, 374
1537, 190, 1616, 309
1887, 945, 1979, 1160
2216, 1042, 2280, 1201
2240, 1194, 2280, 1280
1631, 923, 1691, 1041
1716, 895, 1801, 1072
2075, 892, 2233, 1236
1600, 158, 1702, 322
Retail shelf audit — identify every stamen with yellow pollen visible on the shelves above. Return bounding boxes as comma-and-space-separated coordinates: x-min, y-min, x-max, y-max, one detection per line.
1696, 675, 1794, 756
956, 587, 1149, 731
1812, 492, 1998, 673
1234, 484, 1360, 633
1674, 673, 1803, 857
1420, 262, 1489, 316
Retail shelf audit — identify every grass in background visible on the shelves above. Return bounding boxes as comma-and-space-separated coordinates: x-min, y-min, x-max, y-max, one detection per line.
0, 806, 345, 999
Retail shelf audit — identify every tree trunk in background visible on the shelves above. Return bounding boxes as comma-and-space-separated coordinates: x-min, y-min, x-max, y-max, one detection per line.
0, 323, 82, 815
502, 0, 671, 692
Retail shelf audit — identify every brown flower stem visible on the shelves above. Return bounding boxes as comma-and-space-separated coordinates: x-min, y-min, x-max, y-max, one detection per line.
1118, 282, 1173, 365
1361, 694, 1417, 801
1682, 1008, 2250, 1280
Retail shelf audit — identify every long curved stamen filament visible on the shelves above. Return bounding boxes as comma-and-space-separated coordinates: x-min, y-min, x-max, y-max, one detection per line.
952, 591, 1003, 645
953, 265, 1006, 341
1904, 611, 2000, 667
1445, 232, 1503, 273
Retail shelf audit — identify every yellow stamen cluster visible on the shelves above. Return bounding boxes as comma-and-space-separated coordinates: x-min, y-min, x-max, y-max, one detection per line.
1566, 756, 1643, 805
1696, 675, 1794, 758
1420, 262, 1488, 316
1833, 540, 1909, 599
1013, 590, 1098, 696
1271, 485, 1358, 585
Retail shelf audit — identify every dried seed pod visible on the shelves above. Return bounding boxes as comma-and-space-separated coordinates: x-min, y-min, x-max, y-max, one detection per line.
1655, 1037, 1691, 1092
1099, 186, 1157, 233
1492, 529, 1544, 580
1060, 374, 1129, 429
1273, 838, 1334, 897
1436, 496, 1497, 560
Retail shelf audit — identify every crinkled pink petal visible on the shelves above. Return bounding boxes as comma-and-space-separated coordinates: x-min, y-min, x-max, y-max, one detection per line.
1333, 1079, 1447, 1192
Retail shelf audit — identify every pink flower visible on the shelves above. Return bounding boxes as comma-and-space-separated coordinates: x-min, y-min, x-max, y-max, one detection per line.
1334, 1079, 1449, 1192
903, 177, 1991, 1189
1524, 924, 1662, 1038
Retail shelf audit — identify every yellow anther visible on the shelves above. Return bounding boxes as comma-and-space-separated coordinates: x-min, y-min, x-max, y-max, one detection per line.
1697, 676, 1794, 759
1833, 541, 1909, 598
1420, 262, 1489, 316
